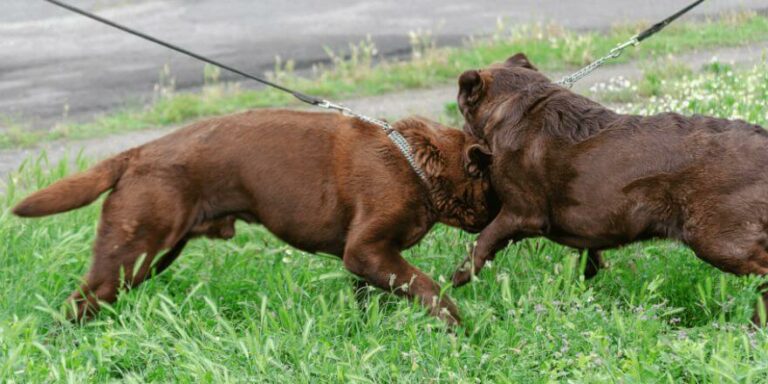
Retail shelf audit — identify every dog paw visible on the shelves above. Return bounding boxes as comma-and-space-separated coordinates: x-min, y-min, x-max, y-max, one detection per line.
451, 259, 474, 287
439, 308, 461, 327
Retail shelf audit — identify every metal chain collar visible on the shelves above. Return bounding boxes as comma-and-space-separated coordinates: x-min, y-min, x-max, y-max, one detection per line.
316, 100, 430, 184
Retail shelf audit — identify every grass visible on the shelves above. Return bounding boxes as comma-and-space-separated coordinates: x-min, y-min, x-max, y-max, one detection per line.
3, 62, 768, 382
585, 60, 695, 104
626, 60, 768, 125
3, 11, 768, 147
589, 57, 768, 126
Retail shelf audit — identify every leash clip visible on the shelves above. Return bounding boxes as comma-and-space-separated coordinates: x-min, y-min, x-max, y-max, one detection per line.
316, 99, 352, 115
608, 37, 639, 59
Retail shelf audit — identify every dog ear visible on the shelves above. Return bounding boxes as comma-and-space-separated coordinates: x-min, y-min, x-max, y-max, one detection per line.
463, 142, 492, 178
409, 132, 445, 178
458, 70, 486, 113
505, 53, 538, 71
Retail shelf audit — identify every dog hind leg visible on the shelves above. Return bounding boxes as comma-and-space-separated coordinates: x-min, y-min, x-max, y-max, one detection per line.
68, 228, 168, 321
751, 249, 768, 326
688, 228, 768, 326
153, 239, 189, 276
67, 186, 191, 321
583, 249, 604, 280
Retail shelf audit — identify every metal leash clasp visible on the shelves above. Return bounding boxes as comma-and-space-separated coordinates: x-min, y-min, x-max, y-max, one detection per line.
608, 36, 639, 59
317, 99, 395, 134
316, 99, 352, 115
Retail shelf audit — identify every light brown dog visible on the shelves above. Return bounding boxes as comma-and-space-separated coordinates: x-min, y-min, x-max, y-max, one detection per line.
451, 52, 768, 324
14, 109, 498, 325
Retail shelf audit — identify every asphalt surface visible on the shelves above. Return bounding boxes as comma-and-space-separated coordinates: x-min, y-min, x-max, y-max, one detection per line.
2, 0, 768, 129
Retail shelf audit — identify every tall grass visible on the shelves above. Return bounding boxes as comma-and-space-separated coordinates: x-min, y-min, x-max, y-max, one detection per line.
2, 174, 767, 381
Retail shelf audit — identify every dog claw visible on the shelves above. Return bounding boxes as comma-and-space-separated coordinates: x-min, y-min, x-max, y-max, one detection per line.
438, 308, 460, 327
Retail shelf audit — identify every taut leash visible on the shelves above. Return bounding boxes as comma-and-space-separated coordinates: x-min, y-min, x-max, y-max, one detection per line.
556, 0, 705, 88
43, 0, 429, 184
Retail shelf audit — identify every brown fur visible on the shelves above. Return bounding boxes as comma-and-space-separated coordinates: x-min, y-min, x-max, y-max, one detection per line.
452, 53, 768, 325
14, 109, 498, 325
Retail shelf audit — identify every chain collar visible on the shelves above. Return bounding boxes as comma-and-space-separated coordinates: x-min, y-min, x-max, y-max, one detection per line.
316, 100, 430, 184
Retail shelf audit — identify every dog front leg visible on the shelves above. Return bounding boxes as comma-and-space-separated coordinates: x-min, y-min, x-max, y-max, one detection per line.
343, 240, 460, 326
452, 210, 542, 287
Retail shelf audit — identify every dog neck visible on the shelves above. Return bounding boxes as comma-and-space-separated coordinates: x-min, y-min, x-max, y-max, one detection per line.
393, 120, 481, 229
391, 121, 439, 212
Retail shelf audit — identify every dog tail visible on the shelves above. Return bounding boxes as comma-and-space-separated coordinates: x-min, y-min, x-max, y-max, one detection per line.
12, 150, 135, 217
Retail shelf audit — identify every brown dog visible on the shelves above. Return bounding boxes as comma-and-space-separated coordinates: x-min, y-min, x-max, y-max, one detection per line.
451, 53, 768, 324
13, 109, 498, 325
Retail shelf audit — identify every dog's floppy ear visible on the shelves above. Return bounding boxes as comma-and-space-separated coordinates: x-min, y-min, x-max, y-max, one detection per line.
463, 142, 492, 178
458, 70, 486, 114
505, 52, 538, 71
408, 130, 445, 178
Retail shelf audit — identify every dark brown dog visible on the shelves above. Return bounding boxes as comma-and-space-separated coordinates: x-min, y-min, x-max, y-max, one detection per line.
13, 109, 498, 325
451, 53, 768, 324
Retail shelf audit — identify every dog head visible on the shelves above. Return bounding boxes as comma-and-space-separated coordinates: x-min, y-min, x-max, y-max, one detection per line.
457, 52, 552, 142
395, 117, 499, 232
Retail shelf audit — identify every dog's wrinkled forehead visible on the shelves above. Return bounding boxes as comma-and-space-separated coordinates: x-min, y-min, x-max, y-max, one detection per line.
486, 54, 549, 94
457, 52, 550, 121
456, 53, 552, 141
459, 53, 550, 97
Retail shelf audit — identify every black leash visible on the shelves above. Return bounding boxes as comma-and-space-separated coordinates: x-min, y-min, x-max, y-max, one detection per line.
44, 0, 324, 106
637, 0, 705, 43
557, 0, 705, 87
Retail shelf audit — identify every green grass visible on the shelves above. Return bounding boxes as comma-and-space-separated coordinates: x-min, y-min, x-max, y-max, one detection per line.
585, 60, 695, 104
626, 60, 768, 126
4, 11, 768, 148
3, 62, 768, 382
2, 156, 768, 382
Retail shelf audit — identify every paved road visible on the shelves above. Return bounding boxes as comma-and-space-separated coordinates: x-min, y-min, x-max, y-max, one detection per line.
2, 0, 767, 129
